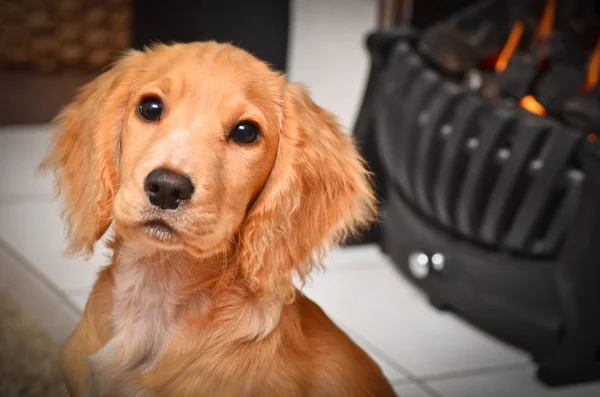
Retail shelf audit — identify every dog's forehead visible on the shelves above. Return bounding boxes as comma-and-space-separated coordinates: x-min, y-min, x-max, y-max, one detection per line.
147, 45, 271, 81
136, 45, 281, 103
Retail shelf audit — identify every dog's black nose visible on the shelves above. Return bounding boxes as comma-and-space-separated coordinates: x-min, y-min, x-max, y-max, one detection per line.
144, 168, 194, 210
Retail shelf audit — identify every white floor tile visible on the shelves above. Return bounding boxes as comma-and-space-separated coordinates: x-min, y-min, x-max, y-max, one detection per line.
0, 125, 54, 201
0, 201, 108, 292
355, 339, 408, 384
288, 0, 376, 130
302, 257, 529, 378
375, 355, 409, 384
320, 244, 390, 273
339, 324, 408, 383
427, 367, 600, 397
393, 383, 434, 397
0, 241, 80, 344
68, 289, 92, 312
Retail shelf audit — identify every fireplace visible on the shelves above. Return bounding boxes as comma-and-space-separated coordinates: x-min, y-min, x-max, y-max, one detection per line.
353, 0, 600, 387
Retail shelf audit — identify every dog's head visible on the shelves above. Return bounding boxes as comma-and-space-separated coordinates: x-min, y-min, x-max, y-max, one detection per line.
43, 42, 376, 299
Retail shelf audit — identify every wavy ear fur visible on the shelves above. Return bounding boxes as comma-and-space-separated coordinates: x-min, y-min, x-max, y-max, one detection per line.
41, 51, 141, 257
239, 83, 377, 302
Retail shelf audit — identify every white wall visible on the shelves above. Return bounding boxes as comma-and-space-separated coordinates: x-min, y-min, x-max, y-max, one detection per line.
287, 0, 377, 131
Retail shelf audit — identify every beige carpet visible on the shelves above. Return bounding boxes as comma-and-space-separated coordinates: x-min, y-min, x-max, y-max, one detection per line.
0, 291, 69, 397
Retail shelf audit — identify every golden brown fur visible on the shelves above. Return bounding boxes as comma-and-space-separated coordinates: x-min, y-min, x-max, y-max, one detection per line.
42, 42, 394, 397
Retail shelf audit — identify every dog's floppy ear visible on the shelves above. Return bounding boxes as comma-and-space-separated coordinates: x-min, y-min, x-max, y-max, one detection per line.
41, 51, 141, 257
238, 83, 377, 302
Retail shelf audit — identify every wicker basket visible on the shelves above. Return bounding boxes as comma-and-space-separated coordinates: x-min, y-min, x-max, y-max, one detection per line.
0, 0, 132, 72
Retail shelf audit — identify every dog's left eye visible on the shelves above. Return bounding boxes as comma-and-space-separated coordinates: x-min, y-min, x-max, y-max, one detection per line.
229, 121, 260, 145
138, 97, 163, 122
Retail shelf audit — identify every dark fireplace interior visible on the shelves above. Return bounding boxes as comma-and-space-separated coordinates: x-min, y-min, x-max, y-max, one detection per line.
421, 0, 599, 142
352, 0, 600, 388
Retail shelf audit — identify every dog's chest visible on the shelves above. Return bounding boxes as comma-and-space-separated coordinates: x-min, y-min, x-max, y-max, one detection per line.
87, 251, 206, 396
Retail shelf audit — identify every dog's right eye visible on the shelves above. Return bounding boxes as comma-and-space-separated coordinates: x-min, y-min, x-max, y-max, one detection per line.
138, 97, 163, 122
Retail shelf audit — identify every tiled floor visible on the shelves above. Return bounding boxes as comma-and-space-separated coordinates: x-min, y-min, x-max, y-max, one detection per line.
1, 1, 600, 396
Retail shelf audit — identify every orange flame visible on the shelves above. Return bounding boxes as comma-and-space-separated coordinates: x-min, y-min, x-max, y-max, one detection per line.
588, 133, 598, 143
494, 0, 556, 73
494, 0, 557, 117
532, 0, 557, 66
495, 21, 525, 72
495, 0, 557, 73
533, 0, 557, 42
520, 95, 546, 116
585, 37, 600, 91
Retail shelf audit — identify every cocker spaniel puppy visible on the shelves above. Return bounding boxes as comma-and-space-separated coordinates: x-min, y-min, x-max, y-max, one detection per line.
43, 42, 395, 397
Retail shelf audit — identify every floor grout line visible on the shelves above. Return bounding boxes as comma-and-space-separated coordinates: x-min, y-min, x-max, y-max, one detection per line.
0, 237, 81, 344
392, 379, 445, 397
308, 264, 391, 277
0, 237, 80, 314
334, 319, 420, 379
417, 362, 532, 383
415, 381, 446, 397
335, 318, 535, 397
391, 378, 415, 386
0, 194, 54, 206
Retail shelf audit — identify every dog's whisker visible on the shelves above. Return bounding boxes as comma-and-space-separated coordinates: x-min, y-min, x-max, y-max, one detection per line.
223, 235, 239, 300
184, 260, 202, 296
211, 238, 229, 298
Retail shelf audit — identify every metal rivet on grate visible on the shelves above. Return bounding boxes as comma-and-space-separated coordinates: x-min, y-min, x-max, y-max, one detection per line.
466, 137, 480, 150
531, 240, 545, 253
566, 169, 584, 183
408, 252, 430, 279
529, 159, 544, 172
464, 69, 483, 91
431, 253, 445, 271
496, 148, 511, 162
418, 112, 430, 126
440, 124, 453, 137
423, 69, 439, 82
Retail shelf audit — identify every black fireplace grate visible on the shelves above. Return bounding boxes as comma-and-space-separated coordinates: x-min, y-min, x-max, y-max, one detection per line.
375, 42, 584, 257
352, 0, 600, 388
